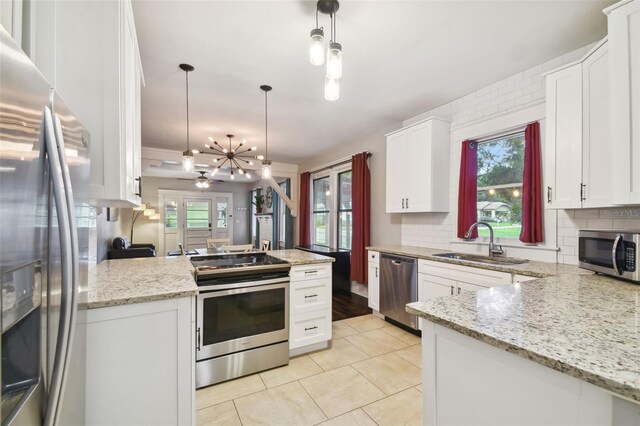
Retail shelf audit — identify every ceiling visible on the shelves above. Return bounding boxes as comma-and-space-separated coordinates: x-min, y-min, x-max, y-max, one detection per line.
132, 0, 611, 165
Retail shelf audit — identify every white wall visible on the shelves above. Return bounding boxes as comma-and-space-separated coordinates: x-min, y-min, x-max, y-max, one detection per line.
398, 41, 640, 265
116, 177, 254, 251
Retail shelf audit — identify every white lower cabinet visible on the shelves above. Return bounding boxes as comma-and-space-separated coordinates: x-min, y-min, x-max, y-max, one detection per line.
422, 320, 639, 425
367, 251, 380, 311
289, 263, 332, 355
86, 297, 194, 426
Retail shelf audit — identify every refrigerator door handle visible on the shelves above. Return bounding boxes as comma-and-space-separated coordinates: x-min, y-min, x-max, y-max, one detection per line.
42, 107, 74, 426
52, 114, 81, 422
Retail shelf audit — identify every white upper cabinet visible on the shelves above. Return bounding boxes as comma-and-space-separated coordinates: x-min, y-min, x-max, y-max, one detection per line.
31, 0, 143, 207
606, 0, 640, 205
545, 39, 612, 209
385, 117, 450, 213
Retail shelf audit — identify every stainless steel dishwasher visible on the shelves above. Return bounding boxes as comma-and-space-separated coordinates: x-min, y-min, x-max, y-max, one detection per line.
380, 253, 418, 330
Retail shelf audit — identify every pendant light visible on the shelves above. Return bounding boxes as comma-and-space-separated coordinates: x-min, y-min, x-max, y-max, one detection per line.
260, 85, 273, 180
180, 63, 195, 172
310, 1, 342, 101
309, 9, 325, 66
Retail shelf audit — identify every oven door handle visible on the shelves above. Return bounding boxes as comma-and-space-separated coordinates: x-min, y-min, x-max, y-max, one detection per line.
612, 234, 623, 276
196, 327, 201, 351
198, 277, 290, 292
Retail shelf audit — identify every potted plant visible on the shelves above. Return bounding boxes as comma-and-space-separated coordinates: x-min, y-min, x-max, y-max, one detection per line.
253, 195, 265, 214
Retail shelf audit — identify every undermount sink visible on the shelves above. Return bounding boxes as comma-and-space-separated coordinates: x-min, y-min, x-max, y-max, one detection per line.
432, 252, 529, 266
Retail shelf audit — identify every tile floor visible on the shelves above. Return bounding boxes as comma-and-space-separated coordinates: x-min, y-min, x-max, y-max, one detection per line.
196, 314, 423, 426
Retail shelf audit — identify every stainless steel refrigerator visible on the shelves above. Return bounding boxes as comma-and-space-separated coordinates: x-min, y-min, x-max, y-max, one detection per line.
0, 27, 89, 425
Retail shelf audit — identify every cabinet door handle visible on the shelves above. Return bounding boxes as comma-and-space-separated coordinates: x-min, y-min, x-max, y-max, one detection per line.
402, 198, 405, 209
406, 198, 409, 209
450, 285, 454, 295
305, 326, 318, 331
457, 287, 461, 295
375, 267, 378, 278
580, 183, 586, 202
135, 176, 142, 197
547, 186, 552, 204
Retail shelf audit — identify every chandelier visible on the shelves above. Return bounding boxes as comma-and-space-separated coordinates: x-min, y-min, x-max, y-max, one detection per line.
199, 134, 263, 180
309, 0, 342, 101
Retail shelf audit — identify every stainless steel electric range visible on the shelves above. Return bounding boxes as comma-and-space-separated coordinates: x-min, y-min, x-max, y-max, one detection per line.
191, 252, 291, 388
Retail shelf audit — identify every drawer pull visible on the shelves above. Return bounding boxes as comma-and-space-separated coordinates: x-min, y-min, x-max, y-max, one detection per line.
304, 326, 318, 331
304, 294, 318, 299
304, 270, 318, 274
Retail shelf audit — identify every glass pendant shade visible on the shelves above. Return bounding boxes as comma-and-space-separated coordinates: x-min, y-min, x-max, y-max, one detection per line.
309, 29, 325, 66
324, 76, 339, 101
182, 151, 194, 172
326, 42, 342, 79
262, 160, 272, 179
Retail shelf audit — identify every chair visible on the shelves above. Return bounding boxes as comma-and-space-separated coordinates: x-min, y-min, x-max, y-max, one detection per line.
108, 236, 156, 260
207, 238, 231, 249
221, 244, 254, 253
260, 239, 272, 251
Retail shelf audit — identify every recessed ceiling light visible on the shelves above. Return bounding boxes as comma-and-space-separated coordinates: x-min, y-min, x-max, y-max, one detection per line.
194, 163, 209, 168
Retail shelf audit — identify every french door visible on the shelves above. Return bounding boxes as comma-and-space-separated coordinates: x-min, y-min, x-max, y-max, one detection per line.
184, 199, 212, 249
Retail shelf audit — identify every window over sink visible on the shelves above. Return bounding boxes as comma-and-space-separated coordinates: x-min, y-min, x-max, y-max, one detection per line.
477, 132, 525, 239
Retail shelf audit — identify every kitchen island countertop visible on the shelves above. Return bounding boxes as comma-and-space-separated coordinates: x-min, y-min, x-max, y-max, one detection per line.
87, 255, 198, 309
87, 249, 334, 309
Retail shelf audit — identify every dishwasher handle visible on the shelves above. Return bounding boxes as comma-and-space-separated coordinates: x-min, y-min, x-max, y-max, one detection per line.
380, 253, 417, 266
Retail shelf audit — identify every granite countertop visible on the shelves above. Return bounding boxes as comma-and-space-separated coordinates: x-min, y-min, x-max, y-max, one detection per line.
407, 274, 640, 402
87, 256, 198, 309
366, 245, 587, 278
266, 249, 335, 265
87, 249, 333, 309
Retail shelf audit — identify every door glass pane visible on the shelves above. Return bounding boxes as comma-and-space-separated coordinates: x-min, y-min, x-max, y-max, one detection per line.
314, 212, 329, 246
339, 171, 352, 210
201, 288, 285, 345
313, 177, 330, 211
165, 200, 177, 229
216, 202, 228, 228
338, 211, 352, 250
186, 201, 209, 229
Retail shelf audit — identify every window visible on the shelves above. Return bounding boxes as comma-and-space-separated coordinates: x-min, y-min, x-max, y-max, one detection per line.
338, 171, 352, 250
476, 132, 525, 238
165, 200, 178, 229
313, 177, 330, 246
186, 200, 210, 229
310, 166, 352, 249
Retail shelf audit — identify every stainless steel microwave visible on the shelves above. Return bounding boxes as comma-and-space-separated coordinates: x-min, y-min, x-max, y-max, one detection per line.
578, 230, 639, 282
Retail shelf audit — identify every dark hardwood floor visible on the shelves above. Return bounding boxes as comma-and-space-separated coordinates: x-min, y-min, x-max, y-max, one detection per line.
332, 291, 372, 321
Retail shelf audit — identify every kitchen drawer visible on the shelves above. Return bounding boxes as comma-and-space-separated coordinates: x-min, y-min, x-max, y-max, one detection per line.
290, 310, 331, 350
290, 263, 331, 282
291, 278, 330, 315
418, 259, 511, 287
368, 250, 380, 264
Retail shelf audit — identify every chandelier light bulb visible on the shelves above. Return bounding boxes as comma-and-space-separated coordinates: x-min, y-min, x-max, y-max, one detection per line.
246, 173, 252, 179
182, 151, 194, 172
239, 169, 244, 175
223, 148, 228, 153
241, 139, 246, 145
326, 42, 342, 79
257, 155, 264, 160
208, 136, 214, 142
325, 76, 339, 101
309, 28, 325, 66
251, 146, 257, 151
248, 161, 254, 166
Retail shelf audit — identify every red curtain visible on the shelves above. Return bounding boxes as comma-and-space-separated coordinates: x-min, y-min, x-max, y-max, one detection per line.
298, 172, 311, 246
520, 122, 544, 243
350, 152, 370, 284
457, 140, 478, 238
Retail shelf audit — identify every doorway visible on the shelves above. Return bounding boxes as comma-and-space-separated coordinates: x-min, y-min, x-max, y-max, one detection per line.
158, 190, 234, 255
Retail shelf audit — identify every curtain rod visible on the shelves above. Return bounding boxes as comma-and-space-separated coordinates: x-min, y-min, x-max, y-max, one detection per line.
304, 151, 371, 174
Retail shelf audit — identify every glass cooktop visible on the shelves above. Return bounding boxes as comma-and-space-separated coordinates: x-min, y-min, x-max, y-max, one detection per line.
191, 252, 290, 281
